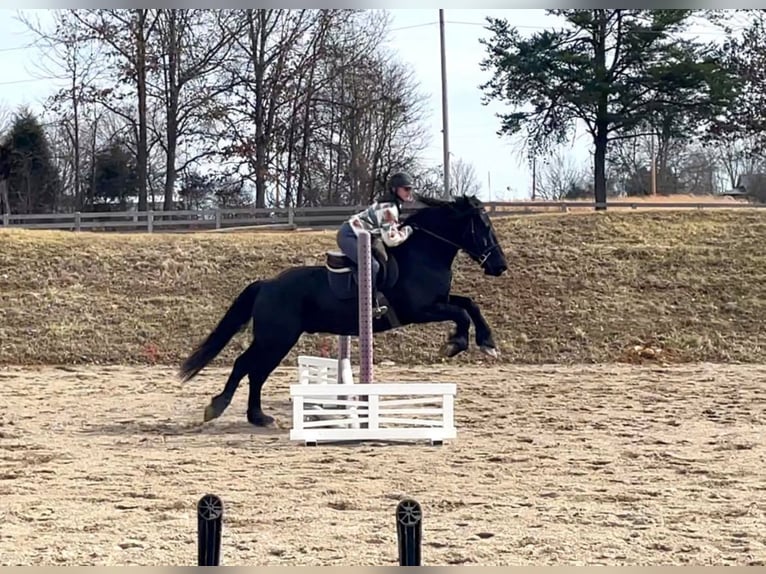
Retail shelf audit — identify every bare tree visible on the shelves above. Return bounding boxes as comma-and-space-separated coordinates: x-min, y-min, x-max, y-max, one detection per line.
709, 133, 766, 190
303, 37, 429, 206
0, 106, 11, 216
212, 9, 321, 208
449, 157, 481, 196
19, 9, 108, 210
0, 104, 12, 135
13, 8, 434, 213
537, 146, 590, 199
68, 9, 161, 211
608, 127, 726, 196
148, 9, 242, 210
0, 142, 10, 216
675, 144, 719, 194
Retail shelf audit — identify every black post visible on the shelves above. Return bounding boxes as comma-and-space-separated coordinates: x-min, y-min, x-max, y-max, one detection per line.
197, 494, 224, 566
396, 498, 423, 566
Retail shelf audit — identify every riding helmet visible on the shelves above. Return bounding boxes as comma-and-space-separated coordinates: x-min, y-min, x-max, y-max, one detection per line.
388, 171, 414, 191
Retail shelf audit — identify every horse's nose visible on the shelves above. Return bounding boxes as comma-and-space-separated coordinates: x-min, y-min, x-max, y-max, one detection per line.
485, 263, 507, 276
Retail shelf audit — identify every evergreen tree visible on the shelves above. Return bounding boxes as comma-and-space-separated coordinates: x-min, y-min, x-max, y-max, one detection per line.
86, 141, 138, 210
2, 108, 63, 213
479, 10, 737, 209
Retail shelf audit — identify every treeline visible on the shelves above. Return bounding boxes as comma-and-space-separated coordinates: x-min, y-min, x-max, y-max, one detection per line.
0, 9, 442, 215
480, 9, 766, 204
4, 9, 766, 216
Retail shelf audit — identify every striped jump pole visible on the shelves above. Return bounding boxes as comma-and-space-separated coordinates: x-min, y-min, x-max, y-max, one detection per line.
357, 229, 374, 385
356, 230, 373, 428
332, 231, 373, 428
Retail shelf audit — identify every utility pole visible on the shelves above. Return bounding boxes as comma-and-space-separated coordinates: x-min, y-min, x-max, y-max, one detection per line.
651, 130, 657, 195
487, 171, 491, 201
439, 9, 450, 199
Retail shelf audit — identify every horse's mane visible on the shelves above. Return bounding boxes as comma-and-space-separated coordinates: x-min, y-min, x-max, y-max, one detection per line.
405, 194, 483, 225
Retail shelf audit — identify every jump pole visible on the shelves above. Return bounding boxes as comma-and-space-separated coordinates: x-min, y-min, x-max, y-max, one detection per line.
356, 230, 373, 428
357, 229, 374, 385
336, 229, 373, 425
336, 230, 374, 383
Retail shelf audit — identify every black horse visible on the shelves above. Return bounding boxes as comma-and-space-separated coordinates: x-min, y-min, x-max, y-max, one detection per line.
179, 195, 508, 426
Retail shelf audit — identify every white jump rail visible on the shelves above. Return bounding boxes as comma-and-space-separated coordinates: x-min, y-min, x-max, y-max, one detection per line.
297, 355, 353, 387
297, 354, 358, 426
289, 382, 456, 446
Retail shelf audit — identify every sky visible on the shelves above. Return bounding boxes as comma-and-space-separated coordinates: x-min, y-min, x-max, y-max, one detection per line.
0, 9, 733, 202
383, 9, 590, 201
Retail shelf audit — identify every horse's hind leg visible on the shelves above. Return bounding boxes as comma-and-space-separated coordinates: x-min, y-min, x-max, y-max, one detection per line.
204, 343, 257, 422
244, 334, 300, 427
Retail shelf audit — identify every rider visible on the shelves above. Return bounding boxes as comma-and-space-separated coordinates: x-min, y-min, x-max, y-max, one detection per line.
336, 171, 417, 318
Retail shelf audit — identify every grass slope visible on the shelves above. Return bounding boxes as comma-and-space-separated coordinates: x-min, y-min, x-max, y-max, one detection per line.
1, 209, 764, 368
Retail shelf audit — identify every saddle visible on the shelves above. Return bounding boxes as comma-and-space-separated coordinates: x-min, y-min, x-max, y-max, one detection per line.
325, 251, 355, 274
325, 237, 393, 287
324, 240, 401, 327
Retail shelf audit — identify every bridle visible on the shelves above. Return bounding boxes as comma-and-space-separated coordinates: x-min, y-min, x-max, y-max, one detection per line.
410, 212, 500, 266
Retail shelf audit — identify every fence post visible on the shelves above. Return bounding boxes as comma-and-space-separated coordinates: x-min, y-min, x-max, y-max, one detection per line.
288, 206, 294, 226
396, 498, 423, 566
147, 211, 154, 233
197, 494, 223, 566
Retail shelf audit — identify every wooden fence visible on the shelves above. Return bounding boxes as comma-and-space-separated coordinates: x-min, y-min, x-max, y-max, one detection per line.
1, 199, 762, 233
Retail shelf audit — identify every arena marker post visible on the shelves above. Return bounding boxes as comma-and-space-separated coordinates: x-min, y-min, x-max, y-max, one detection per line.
396, 498, 423, 566
197, 494, 223, 566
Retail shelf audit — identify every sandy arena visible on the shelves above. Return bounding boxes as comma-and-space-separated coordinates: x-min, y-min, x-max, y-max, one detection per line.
0, 362, 764, 566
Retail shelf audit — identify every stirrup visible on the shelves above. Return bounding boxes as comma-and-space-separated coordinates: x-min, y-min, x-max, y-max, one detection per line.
373, 304, 388, 319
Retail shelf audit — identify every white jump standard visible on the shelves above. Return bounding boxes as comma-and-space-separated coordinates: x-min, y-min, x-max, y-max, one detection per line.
289, 229, 457, 446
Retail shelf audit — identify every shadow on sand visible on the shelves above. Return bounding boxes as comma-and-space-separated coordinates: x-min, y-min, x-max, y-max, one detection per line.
82, 420, 290, 436
78, 400, 294, 438
79, 418, 288, 437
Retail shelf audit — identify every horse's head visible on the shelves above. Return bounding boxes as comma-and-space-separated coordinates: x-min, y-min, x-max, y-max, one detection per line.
408, 194, 508, 277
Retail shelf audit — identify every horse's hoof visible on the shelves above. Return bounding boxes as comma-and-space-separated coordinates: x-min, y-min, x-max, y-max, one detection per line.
203, 403, 221, 422
441, 342, 465, 358
247, 411, 276, 427
480, 345, 499, 359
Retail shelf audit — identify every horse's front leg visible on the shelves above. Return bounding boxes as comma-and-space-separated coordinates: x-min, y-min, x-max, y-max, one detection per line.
447, 294, 499, 358
411, 301, 472, 358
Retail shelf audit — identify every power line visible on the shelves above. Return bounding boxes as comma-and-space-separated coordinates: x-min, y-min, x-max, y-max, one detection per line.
0, 44, 39, 53
0, 75, 66, 87
0, 14, 752, 88
389, 21, 437, 32
390, 17, 749, 37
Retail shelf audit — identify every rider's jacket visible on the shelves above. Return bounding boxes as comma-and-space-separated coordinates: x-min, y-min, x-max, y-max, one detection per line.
347, 201, 413, 247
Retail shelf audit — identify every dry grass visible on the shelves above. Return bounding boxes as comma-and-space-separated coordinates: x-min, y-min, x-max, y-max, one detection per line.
1, 208, 765, 368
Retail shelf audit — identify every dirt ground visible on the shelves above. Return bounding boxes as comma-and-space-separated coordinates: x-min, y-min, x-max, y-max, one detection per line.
0, 362, 764, 566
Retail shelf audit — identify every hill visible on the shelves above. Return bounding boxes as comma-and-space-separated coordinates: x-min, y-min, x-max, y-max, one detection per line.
1, 209, 764, 368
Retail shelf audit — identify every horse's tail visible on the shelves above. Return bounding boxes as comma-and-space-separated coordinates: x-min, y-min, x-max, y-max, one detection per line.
178, 280, 262, 382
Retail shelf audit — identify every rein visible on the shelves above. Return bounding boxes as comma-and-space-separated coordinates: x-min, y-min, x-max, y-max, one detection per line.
409, 220, 499, 266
